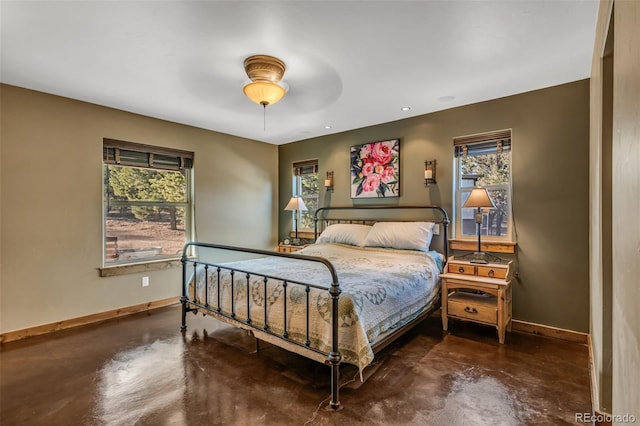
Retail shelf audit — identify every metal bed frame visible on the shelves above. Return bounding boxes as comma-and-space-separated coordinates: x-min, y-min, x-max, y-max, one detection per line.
180, 205, 449, 410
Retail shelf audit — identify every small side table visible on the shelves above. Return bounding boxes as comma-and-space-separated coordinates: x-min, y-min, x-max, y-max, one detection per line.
441, 256, 514, 344
276, 243, 308, 253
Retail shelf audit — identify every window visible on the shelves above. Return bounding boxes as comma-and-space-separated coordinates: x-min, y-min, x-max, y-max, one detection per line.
292, 160, 319, 233
103, 139, 194, 265
453, 130, 513, 242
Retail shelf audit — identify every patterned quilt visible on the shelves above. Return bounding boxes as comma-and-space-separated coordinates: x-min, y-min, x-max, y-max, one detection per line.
187, 243, 442, 370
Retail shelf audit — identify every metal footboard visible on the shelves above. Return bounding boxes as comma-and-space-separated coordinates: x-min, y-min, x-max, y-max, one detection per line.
180, 242, 343, 410
180, 205, 450, 410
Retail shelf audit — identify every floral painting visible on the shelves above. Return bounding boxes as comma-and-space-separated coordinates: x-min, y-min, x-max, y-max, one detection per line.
350, 139, 400, 198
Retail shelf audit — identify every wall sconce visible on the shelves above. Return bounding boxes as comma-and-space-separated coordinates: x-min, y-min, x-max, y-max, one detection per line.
324, 171, 334, 192
424, 160, 437, 186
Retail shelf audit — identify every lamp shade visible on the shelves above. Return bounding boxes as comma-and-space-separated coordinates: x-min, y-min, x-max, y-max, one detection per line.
243, 81, 286, 106
463, 187, 496, 209
284, 196, 308, 211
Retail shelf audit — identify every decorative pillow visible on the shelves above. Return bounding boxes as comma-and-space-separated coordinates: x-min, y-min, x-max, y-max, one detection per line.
362, 221, 435, 251
316, 224, 372, 246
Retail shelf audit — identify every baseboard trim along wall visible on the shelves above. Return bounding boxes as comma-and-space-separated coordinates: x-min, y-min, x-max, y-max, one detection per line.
511, 319, 589, 344
0, 297, 180, 344
2, 303, 589, 345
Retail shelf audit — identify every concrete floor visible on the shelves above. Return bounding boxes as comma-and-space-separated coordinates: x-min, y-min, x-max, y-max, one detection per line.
1, 305, 592, 425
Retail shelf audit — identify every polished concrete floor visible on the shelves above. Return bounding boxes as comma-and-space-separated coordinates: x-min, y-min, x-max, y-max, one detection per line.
1, 305, 592, 425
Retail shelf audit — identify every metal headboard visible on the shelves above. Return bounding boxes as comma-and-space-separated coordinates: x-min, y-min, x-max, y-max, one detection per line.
313, 205, 450, 260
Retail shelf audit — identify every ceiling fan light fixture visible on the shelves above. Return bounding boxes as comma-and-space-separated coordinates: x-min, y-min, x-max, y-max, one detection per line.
243, 54, 287, 106
243, 81, 286, 106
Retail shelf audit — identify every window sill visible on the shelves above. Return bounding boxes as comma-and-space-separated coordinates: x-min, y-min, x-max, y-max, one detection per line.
99, 258, 182, 277
449, 239, 516, 254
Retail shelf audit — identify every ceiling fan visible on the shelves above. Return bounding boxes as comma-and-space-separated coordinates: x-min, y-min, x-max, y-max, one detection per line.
242, 54, 287, 107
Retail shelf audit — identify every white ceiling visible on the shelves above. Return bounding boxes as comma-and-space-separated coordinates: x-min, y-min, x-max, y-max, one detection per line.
1, 1, 598, 145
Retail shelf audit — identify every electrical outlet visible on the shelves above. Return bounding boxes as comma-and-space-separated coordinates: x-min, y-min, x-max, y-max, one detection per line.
433, 224, 440, 235
142, 276, 149, 287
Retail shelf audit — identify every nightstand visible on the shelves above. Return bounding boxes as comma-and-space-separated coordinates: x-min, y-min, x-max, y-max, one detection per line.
441, 256, 514, 344
276, 243, 308, 253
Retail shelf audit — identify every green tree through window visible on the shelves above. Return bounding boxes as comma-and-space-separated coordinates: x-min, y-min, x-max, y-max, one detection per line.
454, 132, 513, 242
292, 160, 319, 233
460, 152, 510, 237
106, 167, 186, 230
299, 172, 319, 230
103, 140, 193, 264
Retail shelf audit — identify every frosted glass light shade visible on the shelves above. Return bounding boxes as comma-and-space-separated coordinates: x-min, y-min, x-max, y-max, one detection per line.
243, 81, 286, 106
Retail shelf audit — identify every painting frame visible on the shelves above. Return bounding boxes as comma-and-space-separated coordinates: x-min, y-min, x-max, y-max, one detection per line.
350, 139, 400, 199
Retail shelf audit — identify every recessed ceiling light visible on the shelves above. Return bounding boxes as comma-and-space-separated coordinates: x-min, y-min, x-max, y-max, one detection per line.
324, 125, 332, 129
400, 107, 411, 111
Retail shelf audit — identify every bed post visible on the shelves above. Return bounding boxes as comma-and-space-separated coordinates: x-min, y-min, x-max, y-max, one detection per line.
180, 300, 188, 332
443, 214, 450, 261
180, 260, 188, 332
328, 279, 342, 410
314, 215, 318, 240
180, 244, 191, 332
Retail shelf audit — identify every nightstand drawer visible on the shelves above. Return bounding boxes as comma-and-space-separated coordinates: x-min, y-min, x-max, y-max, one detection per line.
448, 292, 497, 324
448, 262, 476, 276
477, 266, 507, 279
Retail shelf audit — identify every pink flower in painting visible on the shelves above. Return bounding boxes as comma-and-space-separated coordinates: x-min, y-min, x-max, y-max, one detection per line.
359, 145, 371, 160
362, 162, 375, 176
362, 173, 381, 192
381, 166, 395, 183
370, 142, 393, 165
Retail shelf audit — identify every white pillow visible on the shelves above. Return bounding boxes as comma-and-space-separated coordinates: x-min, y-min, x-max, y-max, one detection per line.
316, 224, 372, 246
363, 221, 435, 251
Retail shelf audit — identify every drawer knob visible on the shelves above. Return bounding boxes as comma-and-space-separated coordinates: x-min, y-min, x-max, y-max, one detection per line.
458, 266, 465, 273
464, 306, 478, 314
488, 269, 495, 277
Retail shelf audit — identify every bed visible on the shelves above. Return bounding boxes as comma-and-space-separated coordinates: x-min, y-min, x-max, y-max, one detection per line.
180, 205, 449, 409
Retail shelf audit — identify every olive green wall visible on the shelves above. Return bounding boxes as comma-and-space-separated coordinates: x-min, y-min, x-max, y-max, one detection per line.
0, 84, 279, 333
279, 80, 590, 332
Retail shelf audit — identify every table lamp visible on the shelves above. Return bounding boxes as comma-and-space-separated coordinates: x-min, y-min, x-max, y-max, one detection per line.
463, 187, 496, 264
284, 196, 308, 241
